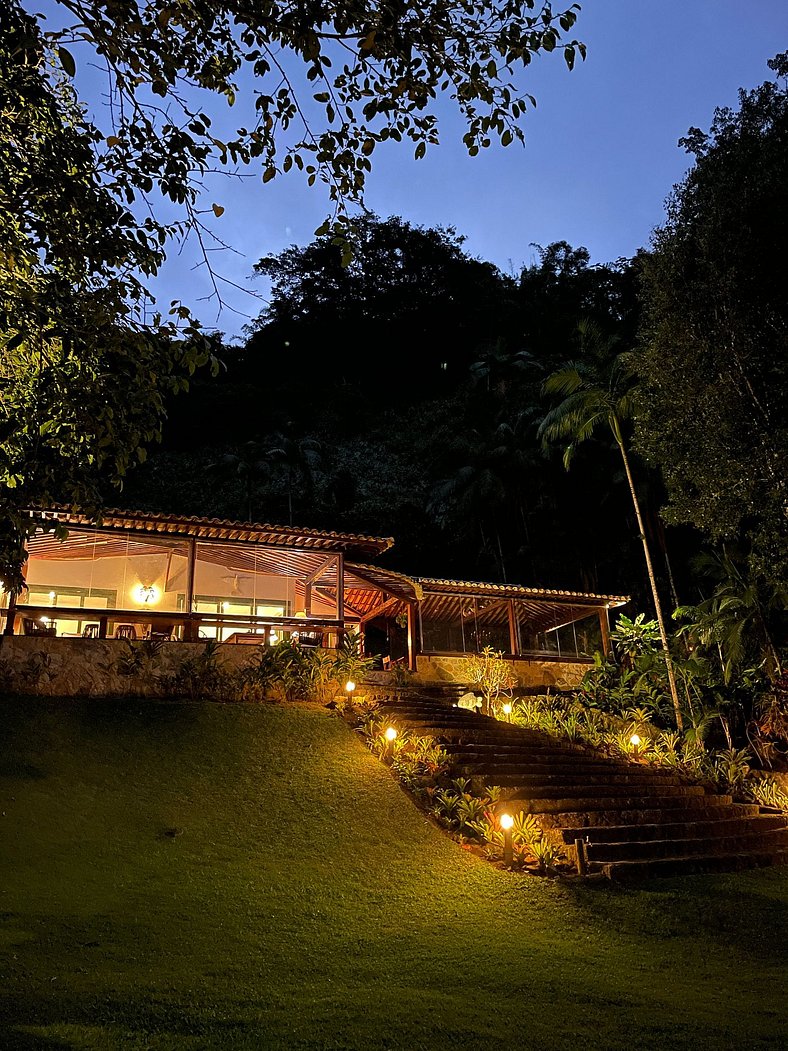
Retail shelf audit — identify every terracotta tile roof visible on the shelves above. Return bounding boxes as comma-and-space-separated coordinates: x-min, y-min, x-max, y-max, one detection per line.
29, 507, 393, 555
413, 576, 629, 607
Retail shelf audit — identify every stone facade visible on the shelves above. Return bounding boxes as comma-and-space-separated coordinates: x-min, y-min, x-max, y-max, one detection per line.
0, 636, 261, 699
0, 638, 591, 699
413, 654, 590, 690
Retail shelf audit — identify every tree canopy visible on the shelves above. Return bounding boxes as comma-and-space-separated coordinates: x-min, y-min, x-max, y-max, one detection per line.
0, 4, 215, 590
243, 214, 510, 406
636, 53, 788, 589
38, 1, 584, 246
1, 0, 585, 588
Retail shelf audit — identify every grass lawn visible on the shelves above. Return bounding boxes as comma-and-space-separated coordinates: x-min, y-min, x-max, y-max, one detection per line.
1, 697, 787, 1050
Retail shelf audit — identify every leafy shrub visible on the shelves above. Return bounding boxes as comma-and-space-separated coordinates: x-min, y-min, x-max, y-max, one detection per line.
18, 651, 55, 687
714, 748, 752, 791
0, 657, 15, 692
464, 646, 517, 716
161, 640, 233, 700
115, 638, 164, 678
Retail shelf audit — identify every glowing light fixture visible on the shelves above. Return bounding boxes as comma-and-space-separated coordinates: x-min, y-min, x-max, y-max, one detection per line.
268, 628, 278, 645
385, 726, 397, 742
502, 701, 513, 722
345, 680, 356, 694
500, 812, 514, 866
629, 733, 642, 759
48, 590, 56, 602
222, 601, 230, 611
132, 583, 159, 606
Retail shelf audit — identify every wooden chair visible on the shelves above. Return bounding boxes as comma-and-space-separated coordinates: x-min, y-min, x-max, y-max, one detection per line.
146, 624, 175, 642
21, 616, 56, 637
114, 624, 137, 640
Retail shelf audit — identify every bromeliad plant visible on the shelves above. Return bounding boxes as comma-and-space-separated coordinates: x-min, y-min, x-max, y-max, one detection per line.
349, 704, 570, 873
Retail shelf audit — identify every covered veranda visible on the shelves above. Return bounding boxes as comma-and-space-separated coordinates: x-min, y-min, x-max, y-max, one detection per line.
1, 509, 628, 671
1, 509, 400, 648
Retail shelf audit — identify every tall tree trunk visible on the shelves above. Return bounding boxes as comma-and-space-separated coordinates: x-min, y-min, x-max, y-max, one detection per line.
495, 528, 507, 583
617, 439, 684, 730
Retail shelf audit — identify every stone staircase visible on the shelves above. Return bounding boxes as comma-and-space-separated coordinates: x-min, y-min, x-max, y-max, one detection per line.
375, 691, 788, 880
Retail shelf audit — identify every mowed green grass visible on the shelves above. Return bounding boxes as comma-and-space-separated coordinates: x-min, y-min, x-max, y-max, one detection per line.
1, 699, 787, 1050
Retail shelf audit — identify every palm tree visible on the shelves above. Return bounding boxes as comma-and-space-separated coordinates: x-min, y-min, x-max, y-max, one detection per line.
266, 430, 324, 525
676, 551, 786, 684
206, 442, 269, 522
538, 320, 684, 729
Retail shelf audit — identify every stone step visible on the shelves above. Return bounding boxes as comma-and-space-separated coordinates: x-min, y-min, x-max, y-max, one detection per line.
440, 742, 631, 759
585, 826, 788, 862
538, 802, 760, 828
485, 779, 706, 797
407, 727, 588, 750
510, 792, 728, 815
448, 760, 678, 779
451, 768, 687, 788
373, 696, 788, 879
561, 813, 788, 844
597, 849, 788, 881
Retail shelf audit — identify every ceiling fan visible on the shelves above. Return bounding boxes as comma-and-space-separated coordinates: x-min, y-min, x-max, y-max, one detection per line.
221, 573, 252, 595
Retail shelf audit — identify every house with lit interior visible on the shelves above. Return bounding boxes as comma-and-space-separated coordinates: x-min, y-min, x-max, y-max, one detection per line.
1, 508, 627, 686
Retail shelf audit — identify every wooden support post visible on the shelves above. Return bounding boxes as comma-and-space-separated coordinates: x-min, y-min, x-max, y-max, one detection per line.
598, 605, 612, 659
507, 599, 518, 656
336, 555, 344, 646
406, 602, 417, 673
184, 539, 198, 641
574, 838, 588, 876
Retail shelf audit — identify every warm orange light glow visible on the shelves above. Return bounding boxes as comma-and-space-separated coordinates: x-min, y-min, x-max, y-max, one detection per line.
385, 726, 397, 742
132, 583, 159, 606
502, 703, 512, 715
500, 813, 514, 830
630, 734, 642, 748
345, 680, 356, 693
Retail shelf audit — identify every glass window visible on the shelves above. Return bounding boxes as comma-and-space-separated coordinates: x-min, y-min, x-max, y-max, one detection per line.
24, 529, 188, 613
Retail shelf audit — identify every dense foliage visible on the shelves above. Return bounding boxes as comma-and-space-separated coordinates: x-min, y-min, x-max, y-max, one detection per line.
637, 52, 788, 590
0, 4, 215, 589
1, 0, 585, 588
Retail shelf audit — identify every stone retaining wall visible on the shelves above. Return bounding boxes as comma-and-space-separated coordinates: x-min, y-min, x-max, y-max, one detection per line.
0, 636, 260, 698
413, 654, 590, 689
0, 638, 591, 699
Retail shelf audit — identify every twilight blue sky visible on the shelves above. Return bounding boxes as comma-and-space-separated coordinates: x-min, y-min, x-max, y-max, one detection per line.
67, 1, 788, 336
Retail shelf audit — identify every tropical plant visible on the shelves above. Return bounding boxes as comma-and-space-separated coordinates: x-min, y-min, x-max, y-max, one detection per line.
162, 640, 231, 701
206, 442, 270, 523
464, 646, 517, 716
336, 632, 377, 686
611, 613, 661, 668
538, 319, 683, 728
714, 748, 752, 792
266, 430, 324, 525
754, 675, 788, 745
744, 777, 788, 811
114, 638, 164, 678
674, 552, 786, 684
